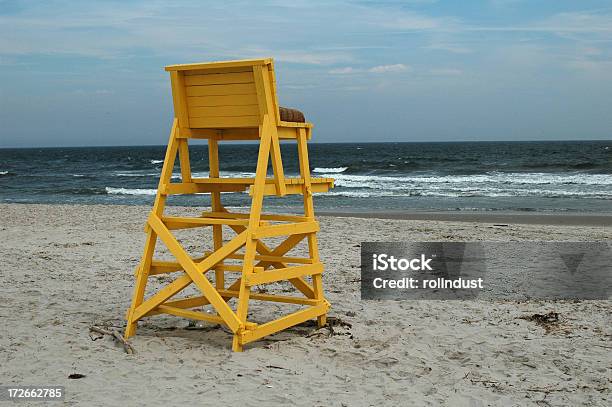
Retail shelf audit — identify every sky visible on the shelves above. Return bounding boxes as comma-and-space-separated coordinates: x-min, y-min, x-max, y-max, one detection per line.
0, 0, 611, 147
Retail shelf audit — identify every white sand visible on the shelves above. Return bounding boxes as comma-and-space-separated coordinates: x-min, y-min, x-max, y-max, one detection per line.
0, 204, 610, 406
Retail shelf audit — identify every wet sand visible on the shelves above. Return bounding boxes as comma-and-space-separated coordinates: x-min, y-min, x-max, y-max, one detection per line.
319, 210, 612, 227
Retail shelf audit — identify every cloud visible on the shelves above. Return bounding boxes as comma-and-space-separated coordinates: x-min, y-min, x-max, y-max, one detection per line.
0, 0, 456, 61
368, 64, 409, 73
329, 67, 356, 74
329, 64, 410, 74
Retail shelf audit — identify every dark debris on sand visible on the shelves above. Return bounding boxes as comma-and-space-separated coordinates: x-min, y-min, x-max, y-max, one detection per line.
519, 311, 561, 333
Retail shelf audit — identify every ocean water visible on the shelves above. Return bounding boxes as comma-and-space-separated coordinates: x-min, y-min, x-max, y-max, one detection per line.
1, 141, 611, 213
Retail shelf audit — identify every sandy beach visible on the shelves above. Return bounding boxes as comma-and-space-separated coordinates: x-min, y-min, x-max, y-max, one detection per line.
0, 203, 610, 406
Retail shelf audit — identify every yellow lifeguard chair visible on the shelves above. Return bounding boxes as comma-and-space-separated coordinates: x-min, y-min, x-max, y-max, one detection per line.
124, 58, 334, 351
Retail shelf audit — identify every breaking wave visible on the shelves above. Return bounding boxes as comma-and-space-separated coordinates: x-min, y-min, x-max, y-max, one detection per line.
323, 172, 612, 199
313, 167, 348, 174
105, 187, 157, 195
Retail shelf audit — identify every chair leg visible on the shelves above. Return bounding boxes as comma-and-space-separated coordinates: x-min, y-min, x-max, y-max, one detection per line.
232, 284, 250, 352
297, 128, 328, 327
125, 228, 157, 338
308, 233, 327, 327
208, 139, 225, 290
125, 119, 178, 338
313, 274, 327, 327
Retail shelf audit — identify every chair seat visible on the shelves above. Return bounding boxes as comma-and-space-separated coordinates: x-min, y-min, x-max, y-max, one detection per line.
279, 107, 305, 123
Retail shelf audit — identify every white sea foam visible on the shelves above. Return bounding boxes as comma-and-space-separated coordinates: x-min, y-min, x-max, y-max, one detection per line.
321, 171, 612, 199
103, 169, 611, 199
321, 189, 612, 199
313, 167, 348, 174
191, 171, 258, 179
322, 190, 404, 198
0, 171, 8, 175
105, 187, 157, 195
330, 172, 612, 189
150, 159, 164, 164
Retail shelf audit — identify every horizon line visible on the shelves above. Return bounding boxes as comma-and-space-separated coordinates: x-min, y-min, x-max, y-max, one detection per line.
1, 138, 610, 149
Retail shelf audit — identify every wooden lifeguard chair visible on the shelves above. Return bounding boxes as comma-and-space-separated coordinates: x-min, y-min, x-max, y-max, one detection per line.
124, 58, 334, 351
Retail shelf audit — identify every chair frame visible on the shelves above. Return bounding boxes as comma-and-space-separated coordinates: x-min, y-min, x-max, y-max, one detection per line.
124, 58, 333, 351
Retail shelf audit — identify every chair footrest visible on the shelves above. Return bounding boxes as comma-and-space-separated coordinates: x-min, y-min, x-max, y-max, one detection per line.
161, 216, 258, 230
252, 221, 319, 239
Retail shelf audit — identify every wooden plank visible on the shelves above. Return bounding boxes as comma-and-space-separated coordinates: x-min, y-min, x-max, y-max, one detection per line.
297, 126, 326, 327
267, 117, 287, 196
245, 263, 323, 286
277, 127, 297, 139
191, 177, 330, 186
254, 63, 286, 197
159, 291, 320, 310
188, 105, 259, 118
180, 127, 284, 141
220, 209, 316, 299
150, 301, 258, 329
152, 120, 181, 209
225, 252, 313, 264
202, 211, 309, 222
267, 63, 281, 125
156, 305, 226, 324
149, 257, 207, 275
163, 182, 247, 195
232, 111, 275, 351
177, 127, 295, 140
170, 72, 190, 128
132, 274, 193, 320
165, 58, 271, 71
148, 214, 245, 333
208, 137, 225, 289
189, 116, 260, 128
149, 260, 184, 275
185, 83, 256, 97
177, 138, 192, 183
162, 216, 250, 229
184, 72, 254, 86
219, 290, 321, 306
154, 295, 213, 310
252, 221, 319, 239
187, 94, 258, 107
253, 182, 331, 196
151, 222, 248, 275
193, 177, 256, 184
279, 121, 313, 128
125, 120, 181, 337
253, 64, 269, 118
184, 66, 253, 76
177, 126, 300, 139
213, 264, 243, 272
240, 302, 329, 344
255, 233, 308, 269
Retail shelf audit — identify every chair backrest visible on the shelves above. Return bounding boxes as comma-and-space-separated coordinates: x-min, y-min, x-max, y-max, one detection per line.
165, 58, 280, 129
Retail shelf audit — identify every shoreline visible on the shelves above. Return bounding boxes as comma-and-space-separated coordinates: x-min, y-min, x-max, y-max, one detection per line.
318, 210, 612, 226
2, 202, 611, 226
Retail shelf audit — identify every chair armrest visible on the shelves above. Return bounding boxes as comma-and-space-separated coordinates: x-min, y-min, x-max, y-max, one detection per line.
278, 121, 314, 128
